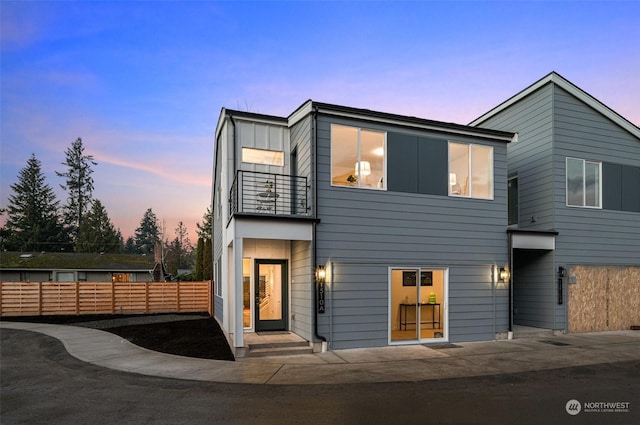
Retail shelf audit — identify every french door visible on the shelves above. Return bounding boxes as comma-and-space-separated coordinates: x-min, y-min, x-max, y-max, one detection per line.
390, 268, 446, 342
254, 260, 288, 332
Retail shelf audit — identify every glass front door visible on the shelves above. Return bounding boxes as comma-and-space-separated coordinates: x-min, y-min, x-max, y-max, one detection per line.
254, 260, 288, 332
391, 268, 446, 342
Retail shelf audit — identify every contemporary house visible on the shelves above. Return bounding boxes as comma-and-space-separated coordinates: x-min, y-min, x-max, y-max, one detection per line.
213, 101, 516, 354
470, 72, 640, 335
0, 251, 158, 283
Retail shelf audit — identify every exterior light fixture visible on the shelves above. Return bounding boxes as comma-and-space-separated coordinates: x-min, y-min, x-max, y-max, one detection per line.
499, 267, 511, 282
558, 266, 566, 277
316, 265, 326, 282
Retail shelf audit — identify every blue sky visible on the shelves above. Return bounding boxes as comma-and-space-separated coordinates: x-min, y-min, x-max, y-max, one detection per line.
1, 1, 639, 242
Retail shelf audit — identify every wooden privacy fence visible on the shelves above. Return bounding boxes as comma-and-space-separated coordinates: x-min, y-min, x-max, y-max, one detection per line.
0, 281, 212, 317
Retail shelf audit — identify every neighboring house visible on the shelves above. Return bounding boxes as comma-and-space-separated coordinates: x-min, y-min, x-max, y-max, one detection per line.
0, 252, 157, 283
470, 72, 640, 334
213, 102, 516, 354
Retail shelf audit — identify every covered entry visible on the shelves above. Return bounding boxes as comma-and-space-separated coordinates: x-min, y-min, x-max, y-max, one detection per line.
508, 230, 558, 330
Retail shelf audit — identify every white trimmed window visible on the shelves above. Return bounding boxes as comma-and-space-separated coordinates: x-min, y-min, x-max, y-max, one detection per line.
449, 142, 494, 199
331, 124, 386, 189
566, 158, 601, 208
242, 147, 284, 166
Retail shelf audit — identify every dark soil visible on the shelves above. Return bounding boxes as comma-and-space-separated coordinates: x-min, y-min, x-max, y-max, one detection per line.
1, 313, 235, 361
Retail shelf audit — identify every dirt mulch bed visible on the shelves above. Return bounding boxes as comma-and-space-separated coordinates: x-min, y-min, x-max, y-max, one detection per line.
1, 313, 235, 361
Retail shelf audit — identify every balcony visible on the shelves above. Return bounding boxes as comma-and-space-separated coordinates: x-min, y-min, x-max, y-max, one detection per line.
229, 170, 310, 218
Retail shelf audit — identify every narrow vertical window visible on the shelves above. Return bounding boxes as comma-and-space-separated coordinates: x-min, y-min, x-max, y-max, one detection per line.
508, 176, 519, 226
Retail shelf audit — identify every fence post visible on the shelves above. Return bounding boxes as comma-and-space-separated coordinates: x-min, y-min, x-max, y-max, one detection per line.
145, 282, 149, 313
75, 282, 80, 315
209, 280, 213, 316
176, 281, 181, 313
38, 282, 42, 316
111, 281, 116, 314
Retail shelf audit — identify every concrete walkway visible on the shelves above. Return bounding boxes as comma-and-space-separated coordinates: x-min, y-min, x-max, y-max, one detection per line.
2, 321, 639, 385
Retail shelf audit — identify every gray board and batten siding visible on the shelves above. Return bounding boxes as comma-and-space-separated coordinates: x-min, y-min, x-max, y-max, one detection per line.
313, 113, 511, 349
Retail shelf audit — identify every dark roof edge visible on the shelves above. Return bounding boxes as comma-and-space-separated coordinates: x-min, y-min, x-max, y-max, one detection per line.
310, 101, 515, 141
222, 108, 288, 123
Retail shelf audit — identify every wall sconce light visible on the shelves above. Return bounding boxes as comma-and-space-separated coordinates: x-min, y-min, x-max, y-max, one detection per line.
315, 265, 326, 282
558, 266, 566, 278
499, 267, 511, 282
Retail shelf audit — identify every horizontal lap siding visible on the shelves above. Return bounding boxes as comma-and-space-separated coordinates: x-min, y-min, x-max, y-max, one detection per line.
289, 118, 314, 340
552, 85, 640, 266
291, 240, 312, 341
476, 83, 555, 231
315, 116, 509, 348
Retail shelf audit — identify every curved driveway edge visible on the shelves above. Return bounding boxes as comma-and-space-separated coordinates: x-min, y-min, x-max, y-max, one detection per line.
2, 321, 640, 385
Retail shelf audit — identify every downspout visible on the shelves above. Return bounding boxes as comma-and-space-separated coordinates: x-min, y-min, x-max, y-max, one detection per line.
311, 105, 328, 348
229, 114, 237, 180
508, 233, 513, 338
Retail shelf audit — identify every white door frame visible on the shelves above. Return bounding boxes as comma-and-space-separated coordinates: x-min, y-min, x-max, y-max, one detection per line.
388, 266, 449, 345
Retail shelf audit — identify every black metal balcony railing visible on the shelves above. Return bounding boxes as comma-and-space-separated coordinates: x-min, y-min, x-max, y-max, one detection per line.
230, 170, 310, 217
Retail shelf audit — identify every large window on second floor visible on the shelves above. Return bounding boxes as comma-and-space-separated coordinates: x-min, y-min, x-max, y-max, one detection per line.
566, 157, 601, 208
448, 142, 493, 199
331, 124, 386, 189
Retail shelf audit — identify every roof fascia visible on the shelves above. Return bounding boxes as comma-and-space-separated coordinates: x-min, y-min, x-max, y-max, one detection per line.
215, 108, 288, 141
313, 102, 515, 142
288, 100, 314, 127
470, 72, 640, 139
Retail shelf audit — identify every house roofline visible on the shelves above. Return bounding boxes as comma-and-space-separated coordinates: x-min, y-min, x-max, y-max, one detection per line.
469, 71, 640, 139
215, 107, 288, 141
289, 100, 515, 142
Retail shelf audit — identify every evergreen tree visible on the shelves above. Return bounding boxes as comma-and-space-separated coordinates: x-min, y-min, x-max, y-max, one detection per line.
3, 154, 71, 251
56, 137, 97, 245
203, 238, 212, 280
123, 236, 136, 254
195, 237, 204, 280
75, 200, 123, 253
196, 206, 212, 240
134, 208, 160, 254
164, 222, 194, 276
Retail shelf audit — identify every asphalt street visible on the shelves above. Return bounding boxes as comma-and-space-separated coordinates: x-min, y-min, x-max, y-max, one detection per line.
2, 328, 639, 425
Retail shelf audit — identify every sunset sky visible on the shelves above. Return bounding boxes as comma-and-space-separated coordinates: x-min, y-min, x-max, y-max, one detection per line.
1, 1, 639, 243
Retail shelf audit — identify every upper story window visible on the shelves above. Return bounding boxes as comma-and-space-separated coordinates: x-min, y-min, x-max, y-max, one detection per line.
331, 124, 386, 189
449, 142, 493, 199
242, 147, 284, 166
508, 176, 519, 225
566, 157, 601, 208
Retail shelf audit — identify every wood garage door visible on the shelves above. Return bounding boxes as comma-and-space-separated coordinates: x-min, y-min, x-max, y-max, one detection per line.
568, 266, 640, 333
